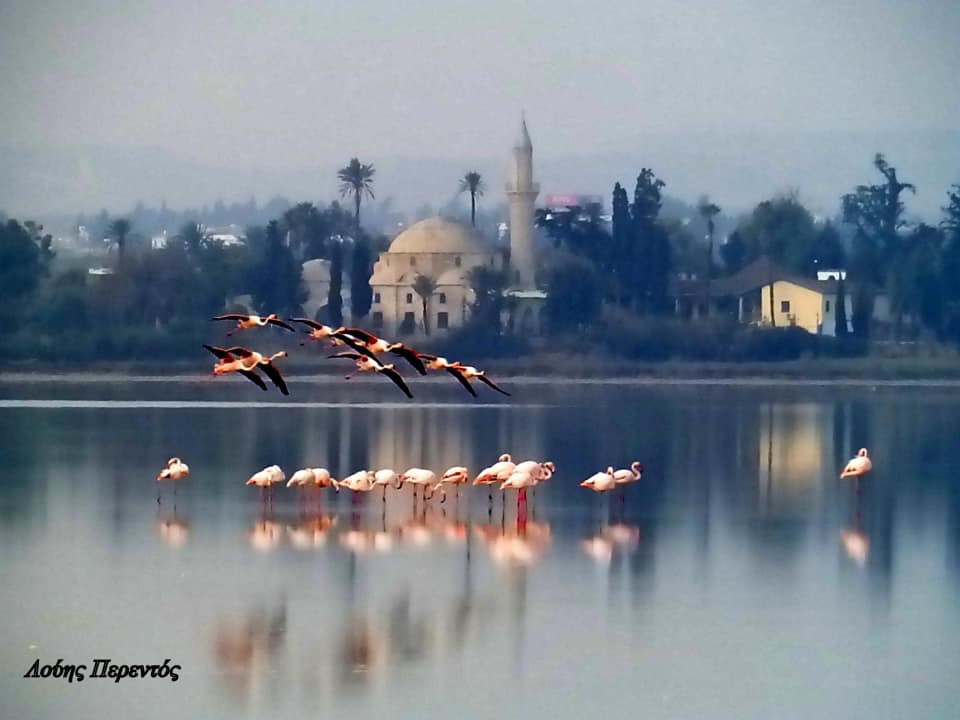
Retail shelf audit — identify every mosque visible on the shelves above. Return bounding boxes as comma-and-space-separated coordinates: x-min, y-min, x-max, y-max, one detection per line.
368, 117, 544, 336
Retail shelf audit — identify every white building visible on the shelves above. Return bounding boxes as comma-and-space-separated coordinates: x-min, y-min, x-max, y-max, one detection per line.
368, 217, 502, 336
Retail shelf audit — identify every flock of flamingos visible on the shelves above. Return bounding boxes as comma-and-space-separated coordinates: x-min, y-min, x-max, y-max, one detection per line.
157, 311, 875, 506
201, 312, 511, 398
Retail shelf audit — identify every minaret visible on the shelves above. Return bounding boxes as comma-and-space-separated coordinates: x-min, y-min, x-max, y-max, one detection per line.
506, 115, 539, 289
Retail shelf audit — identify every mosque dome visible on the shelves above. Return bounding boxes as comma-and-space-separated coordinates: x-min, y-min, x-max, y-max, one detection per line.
388, 217, 486, 255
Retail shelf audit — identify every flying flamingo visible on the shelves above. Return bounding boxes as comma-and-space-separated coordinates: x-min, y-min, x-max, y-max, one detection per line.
420, 355, 510, 396
288, 318, 350, 346
156, 457, 190, 503
211, 313, 296, 335
328, 351, 413, 398
332, 327, 428, 375
581, 467, 617, 493
204, 345, 290, 395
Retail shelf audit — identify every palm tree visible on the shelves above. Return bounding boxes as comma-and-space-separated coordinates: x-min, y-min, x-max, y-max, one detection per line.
697, 197, 721, 316
458, 171, 485, 227
412, 274, 437, 336
337, 158, 376, 233
109, 218, 132, 267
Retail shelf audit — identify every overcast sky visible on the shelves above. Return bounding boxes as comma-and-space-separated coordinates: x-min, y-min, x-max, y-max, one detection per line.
3, 0, 957, 161
1, 0, 958, 218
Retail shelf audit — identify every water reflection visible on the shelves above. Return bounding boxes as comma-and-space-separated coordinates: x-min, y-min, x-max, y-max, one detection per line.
156, 510, 189, 548
212, 599, 288, 700
3, 384, 960, 718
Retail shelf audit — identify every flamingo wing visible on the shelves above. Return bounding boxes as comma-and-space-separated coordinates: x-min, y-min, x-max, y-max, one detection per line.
476, 374, 511, 396
260, 362, 289, 395
267, 318, 297, 332
390, 346, 427, 375
445, 366, 478, 397
380, 367, 413, 398
203, 344, 232, 359
337, 327, 379, 344
288, 317, 324, 330
223, 346, 256, 358
328, 351, 367, 362
239, 368, 268, 391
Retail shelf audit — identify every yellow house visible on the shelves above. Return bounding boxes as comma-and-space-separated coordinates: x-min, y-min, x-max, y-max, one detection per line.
670, 257, 853, 336
760, 277, 851, 335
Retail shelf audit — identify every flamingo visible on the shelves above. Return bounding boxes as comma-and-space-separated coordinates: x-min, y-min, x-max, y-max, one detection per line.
332, 327, 428, 375
246, 465, 285, 505
287, 468, 316, 488
211, 313, 296, 335
310, 468, 339, 492
401, 468, 443, 504
339, 470, 376, 504
436, 466, 469, 499
204, 345, 290, 395
840, 448, 872, 479
581, 467, 617, 493
500, 468, 538, 510
156, 457, 189, 502
288, 318, 348, 345
373, 469, 402, 502
613, 461, 643, 485
473, 454, 515, 501
328, 351, 413, 398
420, 355, 510, 396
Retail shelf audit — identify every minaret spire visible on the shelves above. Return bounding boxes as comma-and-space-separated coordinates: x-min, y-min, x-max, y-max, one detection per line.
506, 114, 539, 289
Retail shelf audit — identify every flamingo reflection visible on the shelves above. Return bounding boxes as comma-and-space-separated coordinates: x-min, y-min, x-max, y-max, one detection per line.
287, 515, 337, 550
212, 600, 287, 697
249, 518, 283, 552
475, 519, 552, 568
156, 512, 189, 548
840, 489, 869, 566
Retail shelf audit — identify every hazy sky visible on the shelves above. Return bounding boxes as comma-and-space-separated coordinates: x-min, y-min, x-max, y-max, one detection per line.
3, 0, 958, 162
1, 0, 958, 218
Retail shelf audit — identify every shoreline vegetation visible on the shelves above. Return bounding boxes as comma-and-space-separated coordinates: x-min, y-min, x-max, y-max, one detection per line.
3, 353, 960, 383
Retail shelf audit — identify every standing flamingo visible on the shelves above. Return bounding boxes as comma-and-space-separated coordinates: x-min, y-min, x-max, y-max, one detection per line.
581, 467, 616, 493
840, 448, 872, 479
473, 454, 515, 502
372, 469, 402, 502
156, 457, 190, 503
437, 466, 469, 499
401, 468, 441, 504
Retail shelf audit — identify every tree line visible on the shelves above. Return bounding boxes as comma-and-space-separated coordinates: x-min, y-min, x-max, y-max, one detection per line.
532, 154, 960, 352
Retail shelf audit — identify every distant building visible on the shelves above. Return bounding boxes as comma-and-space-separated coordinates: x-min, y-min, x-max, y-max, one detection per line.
669, 257, 853, 336
368, 217, 502, 336
203, 224, 246, 246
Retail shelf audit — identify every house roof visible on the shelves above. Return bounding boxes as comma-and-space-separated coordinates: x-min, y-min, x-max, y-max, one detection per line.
669, 256, 842, 298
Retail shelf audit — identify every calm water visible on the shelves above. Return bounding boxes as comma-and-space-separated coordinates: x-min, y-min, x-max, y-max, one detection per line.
2, 377, 960, 719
